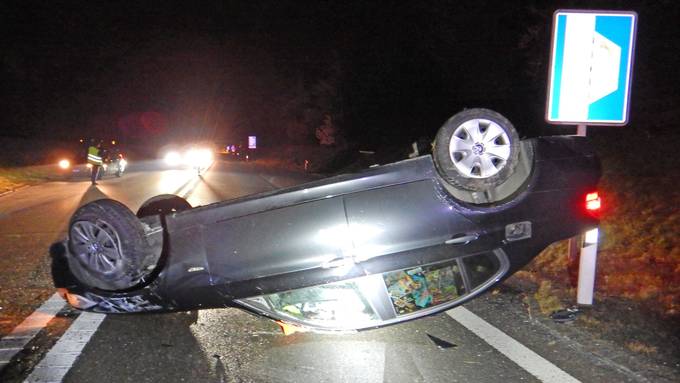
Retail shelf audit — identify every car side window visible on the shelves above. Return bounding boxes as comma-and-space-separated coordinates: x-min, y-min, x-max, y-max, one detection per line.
256, 281, 381, 329
383, 260, 466, 316
463, 253, 501, 288
239, 251, 507, 331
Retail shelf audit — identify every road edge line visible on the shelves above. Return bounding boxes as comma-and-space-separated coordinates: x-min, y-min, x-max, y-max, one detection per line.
0, 184, 31, 199
446, 306, 581, 383
0, 293, 65, 370
24, 312, 105, 383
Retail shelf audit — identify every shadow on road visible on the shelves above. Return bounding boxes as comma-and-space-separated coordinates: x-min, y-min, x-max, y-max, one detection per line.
193, 177, 226, 201
74, 185, 112, 208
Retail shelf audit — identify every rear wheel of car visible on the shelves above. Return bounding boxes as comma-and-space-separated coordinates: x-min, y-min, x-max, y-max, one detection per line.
136, 194, 192, 218
68, 199, 157, 291
433, 108, 520, 192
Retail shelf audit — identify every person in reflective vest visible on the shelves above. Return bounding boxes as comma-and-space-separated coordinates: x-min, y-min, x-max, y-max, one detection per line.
87, 141, 103, 185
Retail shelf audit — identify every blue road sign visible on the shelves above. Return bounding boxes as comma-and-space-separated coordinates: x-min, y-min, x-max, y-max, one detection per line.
546, 10, 637, 125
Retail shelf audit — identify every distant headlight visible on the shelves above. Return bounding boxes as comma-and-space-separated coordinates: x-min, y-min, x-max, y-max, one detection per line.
185, 148, 213, 168
58, 159, 71, 169
119, 159, 128, 167
164, 151, 182, 166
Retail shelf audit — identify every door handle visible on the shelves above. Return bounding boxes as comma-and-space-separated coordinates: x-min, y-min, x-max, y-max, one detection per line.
445, 233, 479, 245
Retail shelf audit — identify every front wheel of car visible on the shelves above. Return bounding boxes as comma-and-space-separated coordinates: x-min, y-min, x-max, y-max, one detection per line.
433, 108, 520, 192
68, 199, 156, 291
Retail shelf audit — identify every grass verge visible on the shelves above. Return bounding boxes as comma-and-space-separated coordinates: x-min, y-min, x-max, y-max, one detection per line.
516, 131, 680, 319
0, 165, 66, 194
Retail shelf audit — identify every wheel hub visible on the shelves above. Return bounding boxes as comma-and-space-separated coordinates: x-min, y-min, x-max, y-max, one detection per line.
448, 118, 512, 179
70, 220, 122, 274
87, 242, 101, 253
472, 143, 485, 156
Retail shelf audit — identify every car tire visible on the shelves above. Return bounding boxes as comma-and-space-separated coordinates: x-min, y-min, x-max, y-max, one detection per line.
68, 199, 156, 291
433, 108, 520, 192
137, 194, 192, 218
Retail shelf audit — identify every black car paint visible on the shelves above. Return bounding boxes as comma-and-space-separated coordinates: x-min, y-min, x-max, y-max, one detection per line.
52, 136, 600, 328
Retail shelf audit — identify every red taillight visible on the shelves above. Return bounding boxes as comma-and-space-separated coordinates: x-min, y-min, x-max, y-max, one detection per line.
585, 191, 601, 212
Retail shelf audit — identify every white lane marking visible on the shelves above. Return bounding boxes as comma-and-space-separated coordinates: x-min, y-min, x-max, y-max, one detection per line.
447, 306, 581, 383
0, 184, 31, 199
177, 175, 203, 200
0, 293, 65, 369
24, 312, 105, 383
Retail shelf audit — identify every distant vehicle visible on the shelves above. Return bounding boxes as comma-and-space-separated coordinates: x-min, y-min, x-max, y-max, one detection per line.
100, 152, 127, 178
163, 146, 214, 174
56, 139, 127, 178
52, 109, 601, 333
217, 143, 247, 161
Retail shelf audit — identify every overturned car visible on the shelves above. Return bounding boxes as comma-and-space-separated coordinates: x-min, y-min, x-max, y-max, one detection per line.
52, 108, 601, 333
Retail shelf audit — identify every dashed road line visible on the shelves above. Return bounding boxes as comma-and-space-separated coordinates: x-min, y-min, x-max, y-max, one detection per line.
447, 306, 581, 383
24, 312, 105, 383
0, 293, 65, 370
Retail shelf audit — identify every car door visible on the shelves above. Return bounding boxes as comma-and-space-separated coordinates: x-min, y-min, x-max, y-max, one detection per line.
235, 179, 510, 331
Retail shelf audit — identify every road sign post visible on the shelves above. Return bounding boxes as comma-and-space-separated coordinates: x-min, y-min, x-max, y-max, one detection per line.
546, 10, 637, 305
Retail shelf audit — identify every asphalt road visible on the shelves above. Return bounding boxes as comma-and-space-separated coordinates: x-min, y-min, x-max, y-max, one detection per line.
0, 159, 674, 382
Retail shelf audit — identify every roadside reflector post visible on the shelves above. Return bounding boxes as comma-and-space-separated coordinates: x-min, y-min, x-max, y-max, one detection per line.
577, 228, 599, 305
576, 124, 587, 136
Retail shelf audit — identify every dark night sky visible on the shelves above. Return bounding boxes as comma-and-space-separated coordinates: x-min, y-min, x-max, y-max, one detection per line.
2, 0, 679, 150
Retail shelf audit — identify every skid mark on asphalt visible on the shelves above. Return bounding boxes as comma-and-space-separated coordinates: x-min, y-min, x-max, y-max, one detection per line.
0, 294, 65, 370
447, 307, 580, 383
24, 312, 105, 383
